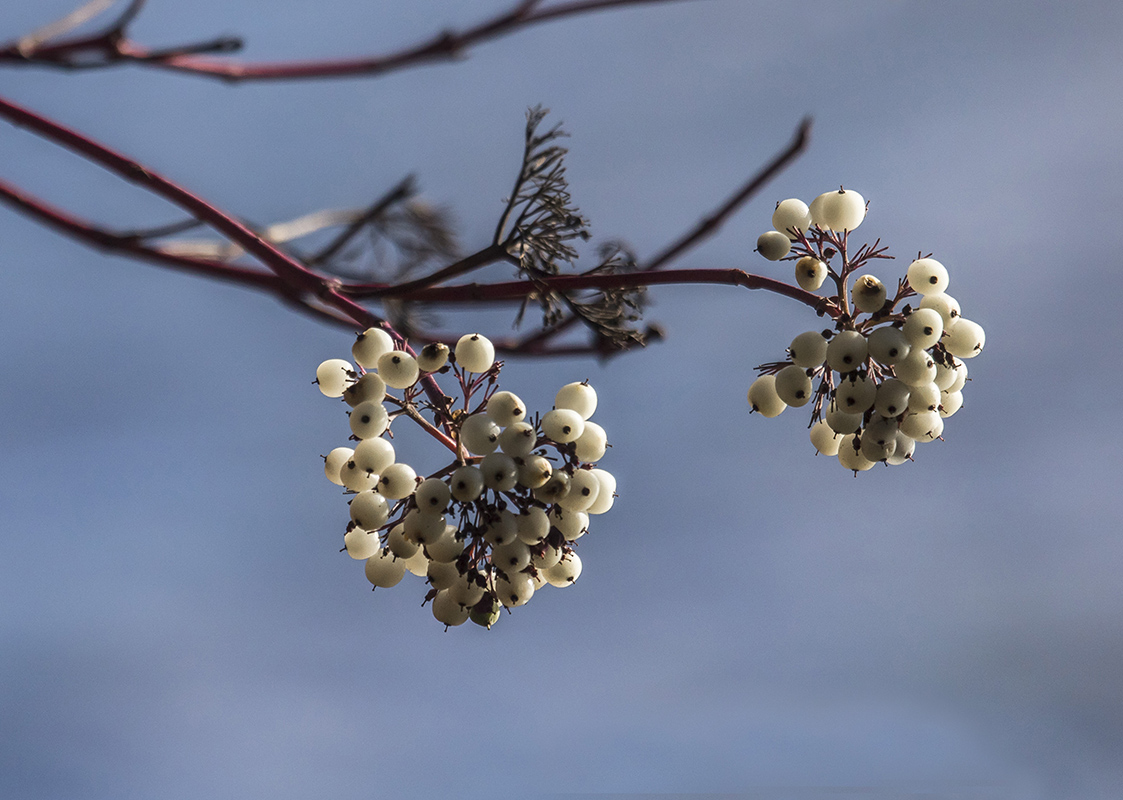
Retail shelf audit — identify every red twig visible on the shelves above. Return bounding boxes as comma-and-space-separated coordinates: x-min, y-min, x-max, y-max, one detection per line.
646, 117, 811, 270
369, 243, 518, 298
0, 93, 381, 323
2, 0, 697, 82
341, 267, 834, 315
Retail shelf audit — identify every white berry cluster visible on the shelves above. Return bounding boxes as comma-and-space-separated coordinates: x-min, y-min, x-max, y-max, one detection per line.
317, 330, 616, 629
749, 188, 986, 472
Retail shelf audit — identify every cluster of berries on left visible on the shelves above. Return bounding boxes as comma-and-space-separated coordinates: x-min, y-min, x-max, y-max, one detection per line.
317, 331, 615, 629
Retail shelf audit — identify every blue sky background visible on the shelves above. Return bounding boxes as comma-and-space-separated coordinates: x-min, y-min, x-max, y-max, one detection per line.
2, 1, 1122, 798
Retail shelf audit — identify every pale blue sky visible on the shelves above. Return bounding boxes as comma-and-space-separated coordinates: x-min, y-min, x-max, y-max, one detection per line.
2, 2, 1122, 798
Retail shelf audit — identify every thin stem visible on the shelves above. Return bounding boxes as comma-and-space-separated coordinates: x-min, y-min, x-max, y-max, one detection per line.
645, 117, 811, 271
392, 400, 459, 454
307, 177, 415, 267
342, 243, 517, 298
354, 267, 834, 314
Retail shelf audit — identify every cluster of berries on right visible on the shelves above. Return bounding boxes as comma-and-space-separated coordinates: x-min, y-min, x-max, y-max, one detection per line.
748, 188, 986, 472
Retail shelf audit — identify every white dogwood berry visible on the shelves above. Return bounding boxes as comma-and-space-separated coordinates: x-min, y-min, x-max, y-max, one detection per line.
352, 328, 395, 369
517, 455, 553, 489
541, 408, 585, 443
343, 372, 386, 407
837, 434, 875, 472
344, 527, 380, 560
316, 359, 354, 397
416, 342, 450, 372
810, 188, 865, 231
586, 468, 617, 515
415, 477, 451, 513
350, 490, 390, 531
516, 507, 551, 545
826, 330, 868, 373
867, 326, 911, 366
772, 198, 812, 240
353, 437, 395, 475
459, 413, 501, 455
387, 523, 419, 559
377, 463, 417, 499
902, 308, 944, 350
747, 374, 786, 417
455, 333, 495, 373
544, 553, 582, 587
774, 365, 813, 407
498, 421, 538, 458
943, 318, 986, 359
449, 465, 485, 502
919, 293, 961, 327
906, 258, 949, 296
757, 230, 792, 261
339, 458, 379, 492
810, 420, 843, 456
364, 547, 406, 588
324, 447, 353, 486
349, 401, 390, 440
575, 421, 608, 463
558, 469, 601, 512
431, 590, 470, 627
852, 274, 887, 314
789, 330, 828, 368
377, 351, 420, 389
874, 378, 911, 418
893, 349, 937, 387
480, 452, 519, 491
555, 382, 598, 420
486, 391, 526, 427
795, 256, 828, 291
834, 373, 876, 414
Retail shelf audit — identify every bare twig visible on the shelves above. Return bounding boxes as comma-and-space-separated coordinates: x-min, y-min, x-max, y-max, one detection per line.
308, 177, 416, 267
646, 117, 812, 270
14, 0, 117, 55
2, 0, 695, 81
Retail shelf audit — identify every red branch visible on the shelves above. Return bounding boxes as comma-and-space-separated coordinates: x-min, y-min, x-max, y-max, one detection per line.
342, 268, 833, 314
0, 98, 819, 360
0, 177, 281, 290
0, 93, 381, 328
1, 0, 698, 82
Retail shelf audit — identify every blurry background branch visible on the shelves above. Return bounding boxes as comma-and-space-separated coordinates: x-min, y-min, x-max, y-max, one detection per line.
1, 0, 697, 81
